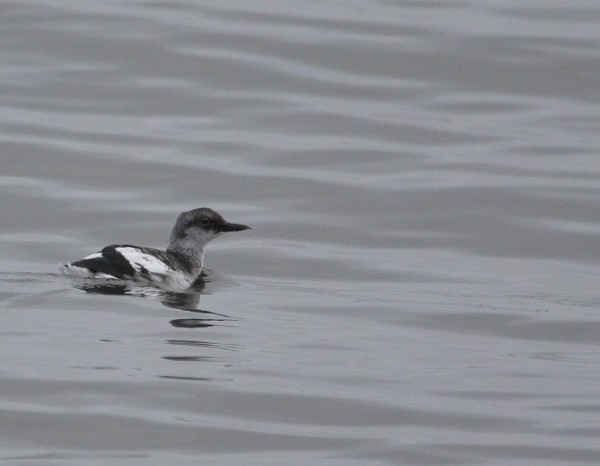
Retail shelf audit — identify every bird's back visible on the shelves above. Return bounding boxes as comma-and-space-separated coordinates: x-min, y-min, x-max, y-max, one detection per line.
60, 244, 197, 289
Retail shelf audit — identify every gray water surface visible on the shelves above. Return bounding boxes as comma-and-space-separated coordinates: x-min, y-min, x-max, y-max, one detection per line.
1, 1, 599, 465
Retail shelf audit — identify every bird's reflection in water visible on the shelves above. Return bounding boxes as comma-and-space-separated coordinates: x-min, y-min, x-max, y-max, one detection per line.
68, 272, 240, 378
71, 272, 237, 329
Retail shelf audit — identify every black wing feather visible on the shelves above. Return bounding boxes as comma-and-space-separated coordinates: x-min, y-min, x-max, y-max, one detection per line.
71, 245, 136, 278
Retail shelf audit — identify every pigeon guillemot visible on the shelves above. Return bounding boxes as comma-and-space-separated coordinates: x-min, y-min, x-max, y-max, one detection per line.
59, 207, 250, 290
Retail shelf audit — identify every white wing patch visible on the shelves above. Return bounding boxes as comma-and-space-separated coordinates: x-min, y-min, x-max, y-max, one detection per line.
115, 247, 172, 275
82, 252, 103, 260
116, 247, 192, 290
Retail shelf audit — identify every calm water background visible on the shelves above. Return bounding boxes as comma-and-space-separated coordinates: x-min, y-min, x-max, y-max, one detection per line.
1, 1, 599, 464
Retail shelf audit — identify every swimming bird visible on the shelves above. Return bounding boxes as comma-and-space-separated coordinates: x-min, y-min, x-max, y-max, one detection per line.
59, 207, 250, 290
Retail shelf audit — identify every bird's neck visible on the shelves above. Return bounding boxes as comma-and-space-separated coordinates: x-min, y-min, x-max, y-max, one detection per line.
167, 240, 205, 277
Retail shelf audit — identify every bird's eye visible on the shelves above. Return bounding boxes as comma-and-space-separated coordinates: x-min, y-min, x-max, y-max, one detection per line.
200, 217, 210, 225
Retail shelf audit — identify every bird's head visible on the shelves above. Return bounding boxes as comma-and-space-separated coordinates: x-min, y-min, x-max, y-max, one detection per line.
169, 207, 250, 250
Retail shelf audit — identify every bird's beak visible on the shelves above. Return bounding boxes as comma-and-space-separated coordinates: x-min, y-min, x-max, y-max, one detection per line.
222, 222, 251, 232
